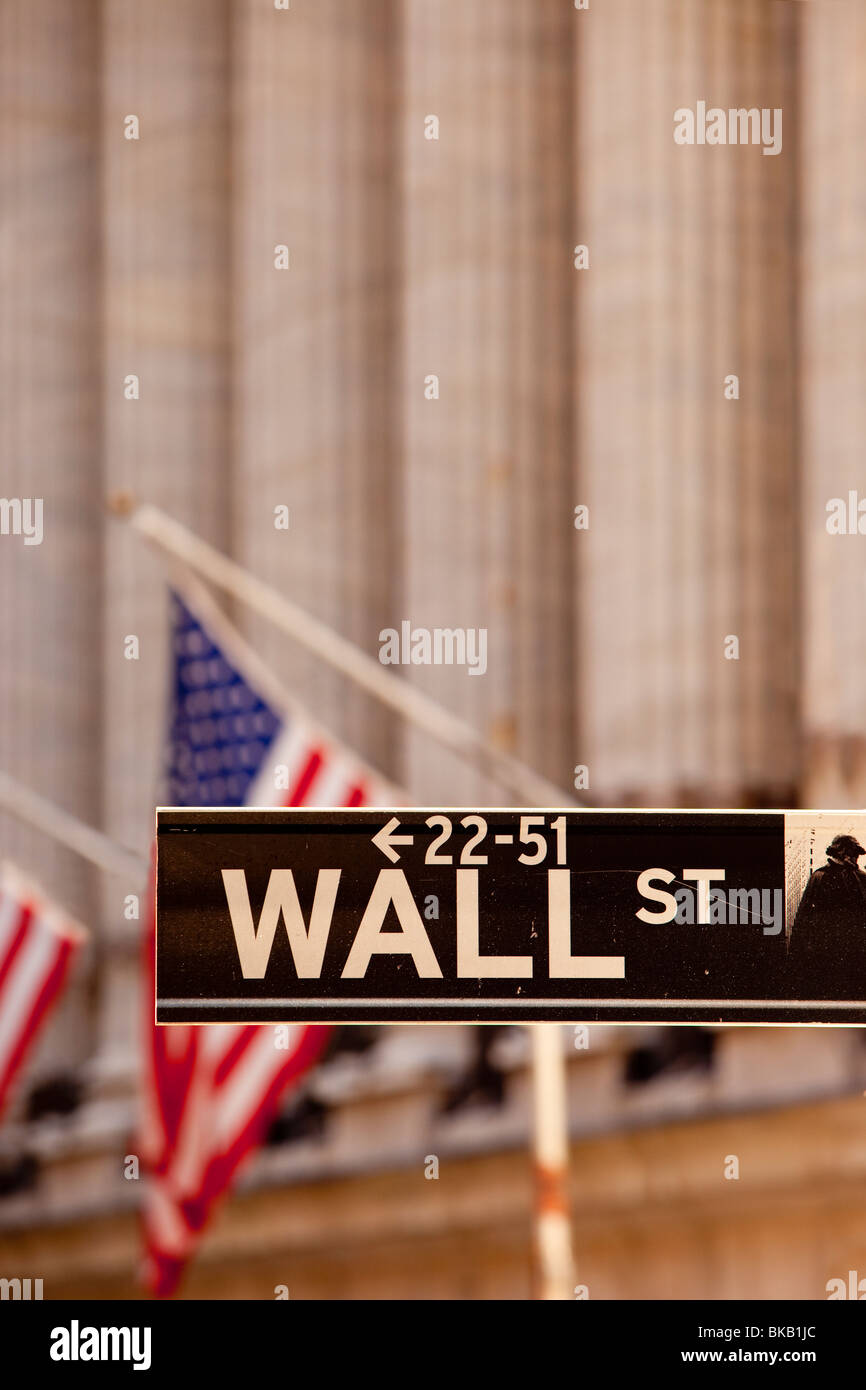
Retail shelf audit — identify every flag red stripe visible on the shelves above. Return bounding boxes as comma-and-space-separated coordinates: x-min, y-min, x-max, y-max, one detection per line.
0, 934, 74, 1114
146, 1250, 186, 1301
213, 1031, 255, 1087
285, 749, 323, 806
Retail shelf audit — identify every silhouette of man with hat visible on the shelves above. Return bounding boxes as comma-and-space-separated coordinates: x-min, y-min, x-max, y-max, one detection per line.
788, 833, 866, 997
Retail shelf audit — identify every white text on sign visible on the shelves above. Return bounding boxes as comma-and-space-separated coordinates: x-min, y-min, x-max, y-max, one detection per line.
220, 867, 626, 981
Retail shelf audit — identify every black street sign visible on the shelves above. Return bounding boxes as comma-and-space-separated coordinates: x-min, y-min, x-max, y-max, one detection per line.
155, 807, 866, 1025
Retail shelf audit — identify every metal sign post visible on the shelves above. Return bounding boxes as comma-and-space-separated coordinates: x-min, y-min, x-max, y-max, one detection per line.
531, 1025, 576, 1301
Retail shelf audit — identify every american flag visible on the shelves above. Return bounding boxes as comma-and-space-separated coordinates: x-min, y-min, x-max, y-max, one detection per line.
0, 862, 86, 1120
143, 583, 400, 1295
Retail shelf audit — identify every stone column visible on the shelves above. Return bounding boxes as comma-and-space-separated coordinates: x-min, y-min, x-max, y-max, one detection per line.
574, 0, 799, 807
800, 0, 866, 809
401, 0, 576, 804
0, 1, 101, 1075
232, 0, 402, 780
100, 0, 232, 1069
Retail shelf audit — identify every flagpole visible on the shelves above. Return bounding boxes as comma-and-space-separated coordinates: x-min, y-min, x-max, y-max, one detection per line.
0, 771, 146, 880
108, 497, 579, 810
531, 1024, 576, 1300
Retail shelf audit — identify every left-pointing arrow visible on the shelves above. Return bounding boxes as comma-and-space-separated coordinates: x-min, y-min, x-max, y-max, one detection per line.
372, 816, 414, 863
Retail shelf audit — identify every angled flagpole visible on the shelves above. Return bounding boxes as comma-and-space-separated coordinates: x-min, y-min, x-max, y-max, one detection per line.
108, 497, 579, 810
0, 771, 147, 880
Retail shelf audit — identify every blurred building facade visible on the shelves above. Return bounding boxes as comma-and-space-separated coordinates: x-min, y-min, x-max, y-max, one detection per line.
2, 0, 866, 1299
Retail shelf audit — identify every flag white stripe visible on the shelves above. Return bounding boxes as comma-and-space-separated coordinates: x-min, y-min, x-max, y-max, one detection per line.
168, 1049, 218, 1197
246, 723, 317, 807
0, 889, 22, 958
205, 1022, 250, 1070
306, 759, 355, 809
145, 1183, 194, 1259
213, 1028, 301, 1148
0, 915, 59, 1076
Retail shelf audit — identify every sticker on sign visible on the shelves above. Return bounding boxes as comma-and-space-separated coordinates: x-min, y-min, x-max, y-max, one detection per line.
155, 808, 866, 1024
